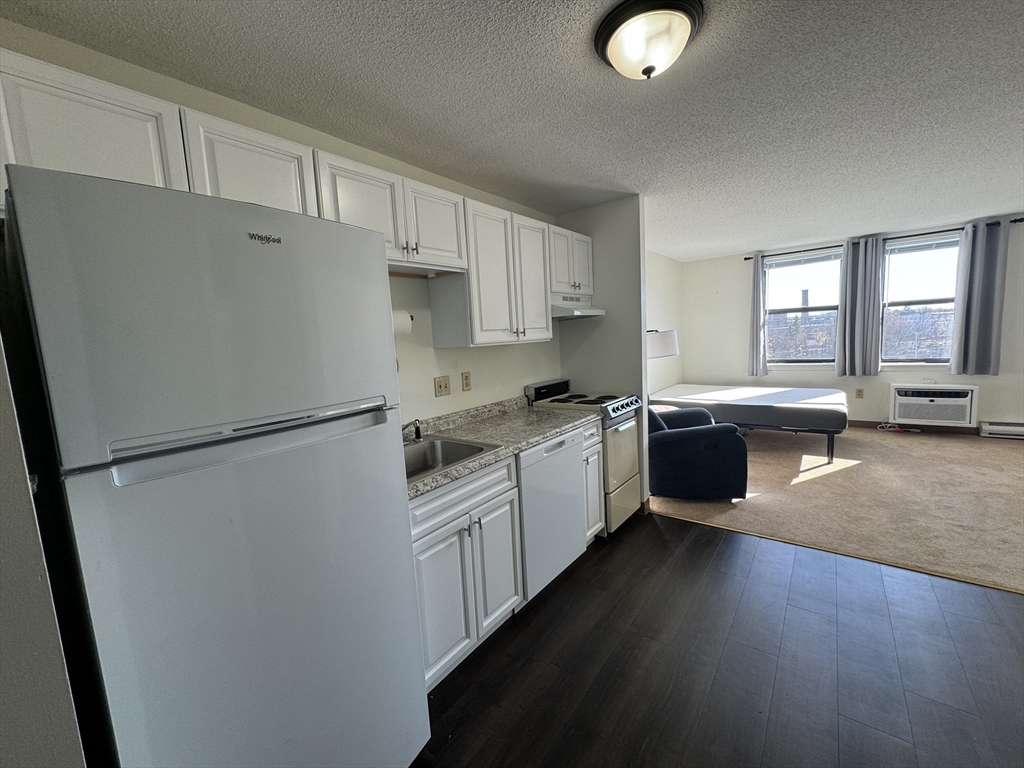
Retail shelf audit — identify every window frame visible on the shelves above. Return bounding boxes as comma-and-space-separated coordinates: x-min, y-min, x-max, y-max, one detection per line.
879, 233, 961, 364
762, 248, 843, 365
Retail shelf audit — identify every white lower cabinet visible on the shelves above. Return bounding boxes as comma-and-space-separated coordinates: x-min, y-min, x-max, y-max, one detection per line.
409, 458, 523, 689
472, 490, 523, 636
584, 442, 605, 542
413, 514, 476, 688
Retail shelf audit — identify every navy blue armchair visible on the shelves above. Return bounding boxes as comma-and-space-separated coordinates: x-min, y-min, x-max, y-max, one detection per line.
648, 407, 748, 500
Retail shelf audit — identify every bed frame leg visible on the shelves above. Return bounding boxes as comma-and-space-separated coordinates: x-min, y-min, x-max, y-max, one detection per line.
827, 433, 835, 464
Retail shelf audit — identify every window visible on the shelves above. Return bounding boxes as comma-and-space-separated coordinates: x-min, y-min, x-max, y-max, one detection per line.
881, 235, 960, 362
763, 249, 842, 363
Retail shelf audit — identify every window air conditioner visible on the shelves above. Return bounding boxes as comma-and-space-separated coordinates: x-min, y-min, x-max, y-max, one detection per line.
889, 384, 978, 427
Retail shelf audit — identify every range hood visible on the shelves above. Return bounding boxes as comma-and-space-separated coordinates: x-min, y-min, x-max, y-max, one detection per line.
550, 293, 606, 320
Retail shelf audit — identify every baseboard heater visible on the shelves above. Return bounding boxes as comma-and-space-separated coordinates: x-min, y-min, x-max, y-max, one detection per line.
890, 384, 978, 427
980, 421, 1024, 439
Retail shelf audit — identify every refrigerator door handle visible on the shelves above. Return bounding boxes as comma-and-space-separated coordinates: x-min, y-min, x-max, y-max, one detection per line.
106, 408, 390, 487
108, 397, 388, 461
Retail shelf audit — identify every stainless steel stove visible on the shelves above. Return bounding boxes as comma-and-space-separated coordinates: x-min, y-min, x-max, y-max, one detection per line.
525, 380, 642, 533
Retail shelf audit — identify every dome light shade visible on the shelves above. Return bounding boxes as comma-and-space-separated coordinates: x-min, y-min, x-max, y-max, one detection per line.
595, 0, 704, 80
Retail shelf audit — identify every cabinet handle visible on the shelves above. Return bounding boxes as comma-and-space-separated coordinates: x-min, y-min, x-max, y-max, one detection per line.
464, 524, 472, 537
402, 241, 409, 253
473, 518, 483, 530
411, 242, 419, 255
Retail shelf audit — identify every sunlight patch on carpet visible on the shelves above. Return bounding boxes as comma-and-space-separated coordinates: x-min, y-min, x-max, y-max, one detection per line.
791, 456, 861, 485
732, 492, 761, 502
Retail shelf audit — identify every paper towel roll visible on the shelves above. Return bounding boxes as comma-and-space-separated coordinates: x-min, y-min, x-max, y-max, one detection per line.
392, 310, 413, 335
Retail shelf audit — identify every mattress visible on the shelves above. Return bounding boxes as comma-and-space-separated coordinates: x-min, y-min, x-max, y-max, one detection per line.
650, 384, 849, 433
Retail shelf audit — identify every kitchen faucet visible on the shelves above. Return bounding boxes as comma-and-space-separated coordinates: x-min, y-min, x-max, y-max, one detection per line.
401, 419, 423, 442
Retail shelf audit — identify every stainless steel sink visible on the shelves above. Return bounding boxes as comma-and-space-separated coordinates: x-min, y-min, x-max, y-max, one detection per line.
404, 435, 501, 482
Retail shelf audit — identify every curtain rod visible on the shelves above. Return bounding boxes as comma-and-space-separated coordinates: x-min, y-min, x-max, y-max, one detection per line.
743, 218, 1024, 261
743, 244, 839, 262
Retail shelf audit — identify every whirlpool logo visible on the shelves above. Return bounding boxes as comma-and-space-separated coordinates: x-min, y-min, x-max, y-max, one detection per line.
248, 232, 282, 244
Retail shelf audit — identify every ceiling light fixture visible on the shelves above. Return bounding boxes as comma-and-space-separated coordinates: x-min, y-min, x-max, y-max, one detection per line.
595, 0, 705, 80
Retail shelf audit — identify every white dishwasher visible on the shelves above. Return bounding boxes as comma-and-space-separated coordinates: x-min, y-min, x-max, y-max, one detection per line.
518, 429, 586, 601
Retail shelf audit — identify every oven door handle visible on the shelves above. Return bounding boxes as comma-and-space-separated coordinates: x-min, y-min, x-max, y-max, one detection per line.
610, 421, 635, 432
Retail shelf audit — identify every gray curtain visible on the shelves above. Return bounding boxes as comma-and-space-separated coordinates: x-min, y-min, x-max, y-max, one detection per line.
835, 236, 883, 376
748, 251, 767, 376
949, 219, 1010, 375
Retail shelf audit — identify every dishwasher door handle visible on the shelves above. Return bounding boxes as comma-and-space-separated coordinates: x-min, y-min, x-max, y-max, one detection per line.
543, 439, 569, 456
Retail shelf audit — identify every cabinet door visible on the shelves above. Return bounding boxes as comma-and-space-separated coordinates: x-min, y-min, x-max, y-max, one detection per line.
0, 50, 188, 212
512, 214, 552, 342
471, 489, 523, 638
181, 109, 318, 215
413, 515, 476, 689
404, 179, 467, 269
315, 150, 406, 260
572, 233, 594, 295
465, 200, 518, 344
584, 444, 606, 540
549, 225, 574, 294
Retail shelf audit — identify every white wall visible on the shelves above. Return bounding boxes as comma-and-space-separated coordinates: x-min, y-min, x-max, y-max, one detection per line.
644, 250, 687, 393
0, 337, 85, 768
555, 196, 648, 497
667, 222, 1024, 423
389, 276, 562, 420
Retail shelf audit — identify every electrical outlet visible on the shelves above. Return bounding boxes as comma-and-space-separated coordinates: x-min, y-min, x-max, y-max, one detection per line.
461, 371, 471, 391
855, 388, 864, 399
434, 375, 450, 397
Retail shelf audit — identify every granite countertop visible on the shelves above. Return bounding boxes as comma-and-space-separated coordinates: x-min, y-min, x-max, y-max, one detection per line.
406, 404, 601, 500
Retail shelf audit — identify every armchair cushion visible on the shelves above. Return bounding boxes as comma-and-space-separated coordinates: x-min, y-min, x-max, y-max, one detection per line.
647, 407, 748, 500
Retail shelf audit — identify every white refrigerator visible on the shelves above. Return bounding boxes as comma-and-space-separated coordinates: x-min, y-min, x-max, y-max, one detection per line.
4, 165, 430, 767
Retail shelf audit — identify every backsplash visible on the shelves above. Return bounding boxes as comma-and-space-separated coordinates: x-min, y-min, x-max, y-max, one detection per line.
401, 396, 527, 441
390, 276, 561, 421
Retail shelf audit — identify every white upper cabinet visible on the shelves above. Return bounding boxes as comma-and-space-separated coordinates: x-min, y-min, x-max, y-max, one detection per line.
403, 179, 467, 270
315, 150, 406, 260
512, 214, 553, 342
549, 226, 574, 293
572, 233, 594, 295
181, 108, 318, 216
432, 200, 552, 348
0, 50, 189, 211
549, 225, 594, 297
466, 200, 517, 344
315, 151, 466, 271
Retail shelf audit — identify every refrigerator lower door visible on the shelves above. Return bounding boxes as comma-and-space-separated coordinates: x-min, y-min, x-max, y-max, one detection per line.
63, 409, 428, 768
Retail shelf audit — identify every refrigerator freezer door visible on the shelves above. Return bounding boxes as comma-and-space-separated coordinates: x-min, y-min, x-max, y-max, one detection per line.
63, 409, 429, 768
7, 165, 399, 469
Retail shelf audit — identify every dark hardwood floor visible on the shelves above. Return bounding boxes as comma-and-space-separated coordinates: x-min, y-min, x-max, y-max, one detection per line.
411, 513, 1024, 768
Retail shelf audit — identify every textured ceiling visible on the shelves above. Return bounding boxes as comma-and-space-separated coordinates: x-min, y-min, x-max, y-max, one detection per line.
1, 0, 1022, 261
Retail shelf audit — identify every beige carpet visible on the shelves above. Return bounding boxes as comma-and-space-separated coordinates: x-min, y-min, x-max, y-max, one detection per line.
650, 427, 1024, 593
